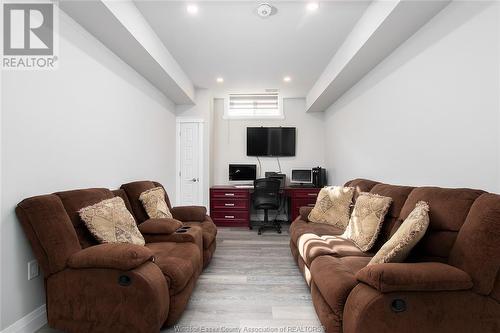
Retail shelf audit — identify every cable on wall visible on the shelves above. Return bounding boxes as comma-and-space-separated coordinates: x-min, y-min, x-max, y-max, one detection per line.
257, 156, 262, 178
276, 157, 282, 173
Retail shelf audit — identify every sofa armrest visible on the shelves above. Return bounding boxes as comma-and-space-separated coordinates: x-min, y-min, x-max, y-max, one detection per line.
67, 243, 154, 271
356, 262, 473, 293
170, 206, 207, 222
138, 218, 183, 235
299, 206, 313, 221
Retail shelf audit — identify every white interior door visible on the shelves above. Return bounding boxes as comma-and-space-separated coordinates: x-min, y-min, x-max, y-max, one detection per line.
178, 122, 203, 206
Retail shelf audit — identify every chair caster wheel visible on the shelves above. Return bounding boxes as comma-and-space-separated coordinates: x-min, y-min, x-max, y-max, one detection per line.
258, 230, 262, 235
277, 230, 282, 234
249, 226, 253, 230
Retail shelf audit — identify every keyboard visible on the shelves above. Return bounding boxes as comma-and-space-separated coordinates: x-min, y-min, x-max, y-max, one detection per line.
234, 185, 254, 189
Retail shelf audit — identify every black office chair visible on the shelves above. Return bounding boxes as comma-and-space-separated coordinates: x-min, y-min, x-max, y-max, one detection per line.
253, 178, 282, 235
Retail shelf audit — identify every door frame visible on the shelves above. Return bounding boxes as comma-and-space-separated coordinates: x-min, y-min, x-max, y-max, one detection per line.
175, 117, 205, 206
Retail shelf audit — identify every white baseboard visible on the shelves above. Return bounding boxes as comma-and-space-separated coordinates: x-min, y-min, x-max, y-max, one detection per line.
1, 304, 47, 333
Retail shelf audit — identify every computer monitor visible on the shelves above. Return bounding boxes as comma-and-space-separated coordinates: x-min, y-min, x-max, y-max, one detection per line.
228, 164, 257, 182
291, 169, 313, 184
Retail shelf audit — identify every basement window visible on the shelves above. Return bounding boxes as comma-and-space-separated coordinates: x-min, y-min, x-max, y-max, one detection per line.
224, 93, 284, 119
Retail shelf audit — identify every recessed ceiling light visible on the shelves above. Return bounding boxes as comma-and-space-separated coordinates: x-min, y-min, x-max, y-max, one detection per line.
306, 2, 319, 11
283, 76, 292, 82
187, 4, 198, 15
216, 77, 224, 83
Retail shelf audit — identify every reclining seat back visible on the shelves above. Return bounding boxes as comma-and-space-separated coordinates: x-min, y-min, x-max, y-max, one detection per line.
448, 193, 500, 296
344, 179, 379, 202
398, 187, 484, 263
369, 183, 414, 251
55, 188, 116, 249
16, 194, 81, 276
120, 181, 172, 224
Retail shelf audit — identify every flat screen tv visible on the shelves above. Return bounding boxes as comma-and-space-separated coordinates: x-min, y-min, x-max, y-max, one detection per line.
247, 127, 296, 157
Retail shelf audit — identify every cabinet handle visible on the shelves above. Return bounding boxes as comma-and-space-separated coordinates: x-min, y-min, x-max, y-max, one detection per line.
224, 203, 235, 207
225, 215, 235, 219
225, 193, 235, 196
308, 193, 318, 196
308, 203, 315, 207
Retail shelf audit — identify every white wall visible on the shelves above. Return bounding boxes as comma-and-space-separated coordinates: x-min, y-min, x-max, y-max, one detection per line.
212, 98, 326, 185
323, 1, 500, 192
0, 11, 177, 330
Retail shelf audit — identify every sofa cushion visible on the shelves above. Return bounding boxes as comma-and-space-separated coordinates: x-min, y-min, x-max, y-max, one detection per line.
311, 256, 371, 320
79, 197, 145, 246
139, 187, 173, 219
297, 234, 372, 266
290, 219, 343, 246
308, 186, 354, 229
344, 179, 380, 201
399, 187, 484, 261
184, 219, 217, 249
16, 194, 81, 275
121, 181, 159, 223
343, 193, 392, 252
146, 242, 201, 294
56, 188, 115, 248
449, 193, 500, 295
370, 201, 430, 265
369, 183, 415, 249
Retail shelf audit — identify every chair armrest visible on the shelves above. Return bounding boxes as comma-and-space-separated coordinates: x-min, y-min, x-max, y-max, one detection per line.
138, 218, 183, 235
170, 206, 207, 222
299, 206, 313, 221
356, 262, 473, 293
67, 243, 154, 271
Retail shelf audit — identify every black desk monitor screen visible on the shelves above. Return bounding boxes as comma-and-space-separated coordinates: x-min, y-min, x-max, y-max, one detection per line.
247, 127, 296, 157
229, 164, 257, 181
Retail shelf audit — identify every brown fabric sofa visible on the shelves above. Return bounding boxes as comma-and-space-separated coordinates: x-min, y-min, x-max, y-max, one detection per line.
16, 181, 216, 332
290, 179, 500, 333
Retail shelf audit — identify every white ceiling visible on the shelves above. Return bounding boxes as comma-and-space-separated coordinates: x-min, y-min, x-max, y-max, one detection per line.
135, 1, 371, 98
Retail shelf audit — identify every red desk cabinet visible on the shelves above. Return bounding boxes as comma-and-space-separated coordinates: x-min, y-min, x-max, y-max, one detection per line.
210, 187, 250, 227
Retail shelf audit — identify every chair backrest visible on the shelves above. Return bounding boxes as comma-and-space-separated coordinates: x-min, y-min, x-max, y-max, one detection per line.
253, 178, 281, 209
120, 181, 172, 224
448, 193, 500, 296
369, 183, 415, 250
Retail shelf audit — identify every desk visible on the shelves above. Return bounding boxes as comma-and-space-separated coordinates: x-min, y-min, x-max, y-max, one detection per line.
210, 185, 320, 227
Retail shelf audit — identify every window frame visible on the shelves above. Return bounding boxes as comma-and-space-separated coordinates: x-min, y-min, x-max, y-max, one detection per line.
223, 93, 285, 120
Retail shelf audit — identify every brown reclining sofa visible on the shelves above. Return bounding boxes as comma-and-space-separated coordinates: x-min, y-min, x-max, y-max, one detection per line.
290, 179, 500, 333
16, 180, 217, 333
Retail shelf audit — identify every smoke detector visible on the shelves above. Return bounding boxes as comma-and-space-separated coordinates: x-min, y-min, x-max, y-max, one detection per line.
256, 3, 276, 18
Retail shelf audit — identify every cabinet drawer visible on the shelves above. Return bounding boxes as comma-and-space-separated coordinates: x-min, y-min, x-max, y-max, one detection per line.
211, 198, 248, 210
291, 189, 320, 199
294, 198, 317, 209
211, 189, 249, 199
211, 210, 248, 220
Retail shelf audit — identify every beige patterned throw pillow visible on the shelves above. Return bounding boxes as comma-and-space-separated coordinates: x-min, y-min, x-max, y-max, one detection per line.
79, 197, 145, 246
369, 201, 430, 265
139, 187, 173, 219
308, 186, 354, 229
342, 192, 392, 252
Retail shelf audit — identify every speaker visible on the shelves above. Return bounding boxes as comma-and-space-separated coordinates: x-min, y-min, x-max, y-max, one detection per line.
312, 167, 327, 188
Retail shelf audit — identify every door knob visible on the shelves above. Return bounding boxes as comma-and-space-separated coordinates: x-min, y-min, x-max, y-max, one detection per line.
190, 178, 199, 182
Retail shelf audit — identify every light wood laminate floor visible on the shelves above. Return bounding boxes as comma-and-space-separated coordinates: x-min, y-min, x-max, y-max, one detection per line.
37, 227, 324, 333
